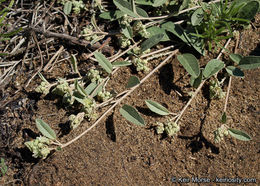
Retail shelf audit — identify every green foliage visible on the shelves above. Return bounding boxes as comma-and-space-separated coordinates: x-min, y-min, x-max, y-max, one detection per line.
203, 59, 225, 78
228, 128, 252, 141
177, 53, 200, 78
36, 119, 57, 140
238, 56, 260, 70
162, 22, 204, 55
120, 104, 145, 126
140, 33, 164, 52
225, 66, 244, 77
112, 61, 132, 67
145, 100, 169, 116
94, 51, 113, 74
190, 0, 259, 50
126, 76, 140, 88
113, 0, 148, 18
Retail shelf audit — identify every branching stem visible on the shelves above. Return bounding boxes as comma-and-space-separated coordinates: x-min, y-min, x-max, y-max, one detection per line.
61, 49, 179, 148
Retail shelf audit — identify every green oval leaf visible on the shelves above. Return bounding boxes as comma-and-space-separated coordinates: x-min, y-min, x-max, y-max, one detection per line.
141, 33, 164, 52
191, 8, 204, 26
112, 61, 132, 67
63, 1, 72, 15
161, 22, 205, 55
94, 51, 113, 73
229, 53, 242, 64
122, 26, 133, 39
85, 82, 103, 97
145, 100, 169, 116
36, 119, 56, 140
238, 56, 260, 70
190, 70, 202, 88
177, 54, 200, 77
237, 1, 259, 20
146, 26, 170, 42
203, 59, 225, 78
113, 0, 139, 18
99, 10, 125, 20
126, 76, 140, 88
120, 104, 145, 126
153, 0, 167, 7
225, 66, 244, 77
228, 128, 252, 141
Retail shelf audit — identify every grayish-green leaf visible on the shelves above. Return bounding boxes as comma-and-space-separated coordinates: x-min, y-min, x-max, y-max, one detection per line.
94, 51, 113, 73
179, 0, 190, 11
238, 56, 260, 70
145, 100, 169, 115
113, 0, 148, 18
141, 33, 164, 52
153, 0, 167, 7
221, 112, 227, 124
99, 10, 125, 20
146, 26, 170, 41
70, 54, 79, 74
85, 82, 103, 97
228, 128, 252, 141
161, 21, 204, 55
120, 104, 145, 126
126, 76, 140, 88
229, 53, 243, 64
177, 54, 200, 77
63, 1, 72, 15
190, 70, 202, 88
122, 26, 133, 39
191, 8, 204, 26
136, 7, 148, 17
113, 0, 138, 17
36, 119, 56, 140
135, 0, 153, 5
237, 1, 259, 20
225, 66, 244, 77
112, 61, 132, 67
203, 59, 225, 78
74, 97, 86, 105
75, 80, 88, 97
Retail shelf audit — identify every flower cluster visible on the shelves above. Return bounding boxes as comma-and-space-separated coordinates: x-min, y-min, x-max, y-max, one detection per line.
59, 0, 85, 14
81, 97, 97, 121
214, 125, 229, 143
82, 25, 98, 41
52, 78, 74, 105
87, 69, 103, 83
69, 112, 85, 129
118, 35, 131, 48
133, 21, 150, 38
209, 79, 225, 99
132, 46, 150, 55
133, 58, 150, 72
156, 120, 180, 138
35, 81, 50, 95
119, 14, 133, 26
72, 0, 85, 14
24, 136, 51, 159
97, 90, 112, 102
